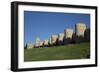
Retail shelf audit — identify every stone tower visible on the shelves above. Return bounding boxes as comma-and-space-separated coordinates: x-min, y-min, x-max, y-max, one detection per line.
64, 28, 73, 44
57, 33, 64, 45
40, 41, 43, 47
43, 40, 49, 47
75, 23, 86, 43
34, 37, 40, 48
27, 43, 33, 49
51, 35, 58, 45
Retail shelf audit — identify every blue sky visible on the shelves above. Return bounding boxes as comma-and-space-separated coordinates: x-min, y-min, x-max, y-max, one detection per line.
24, 11, 90, 45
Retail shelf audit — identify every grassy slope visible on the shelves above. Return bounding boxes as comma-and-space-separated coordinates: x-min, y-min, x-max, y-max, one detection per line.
24, 43, 90, 62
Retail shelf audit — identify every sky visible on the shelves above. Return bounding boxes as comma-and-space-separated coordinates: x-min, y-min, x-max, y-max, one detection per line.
24, 11, 90, 45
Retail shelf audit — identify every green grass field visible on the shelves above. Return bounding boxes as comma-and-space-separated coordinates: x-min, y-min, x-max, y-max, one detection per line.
24, 43, 90, 62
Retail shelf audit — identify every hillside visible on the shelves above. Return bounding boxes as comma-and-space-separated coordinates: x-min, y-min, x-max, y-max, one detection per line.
24, 42, 90, 62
